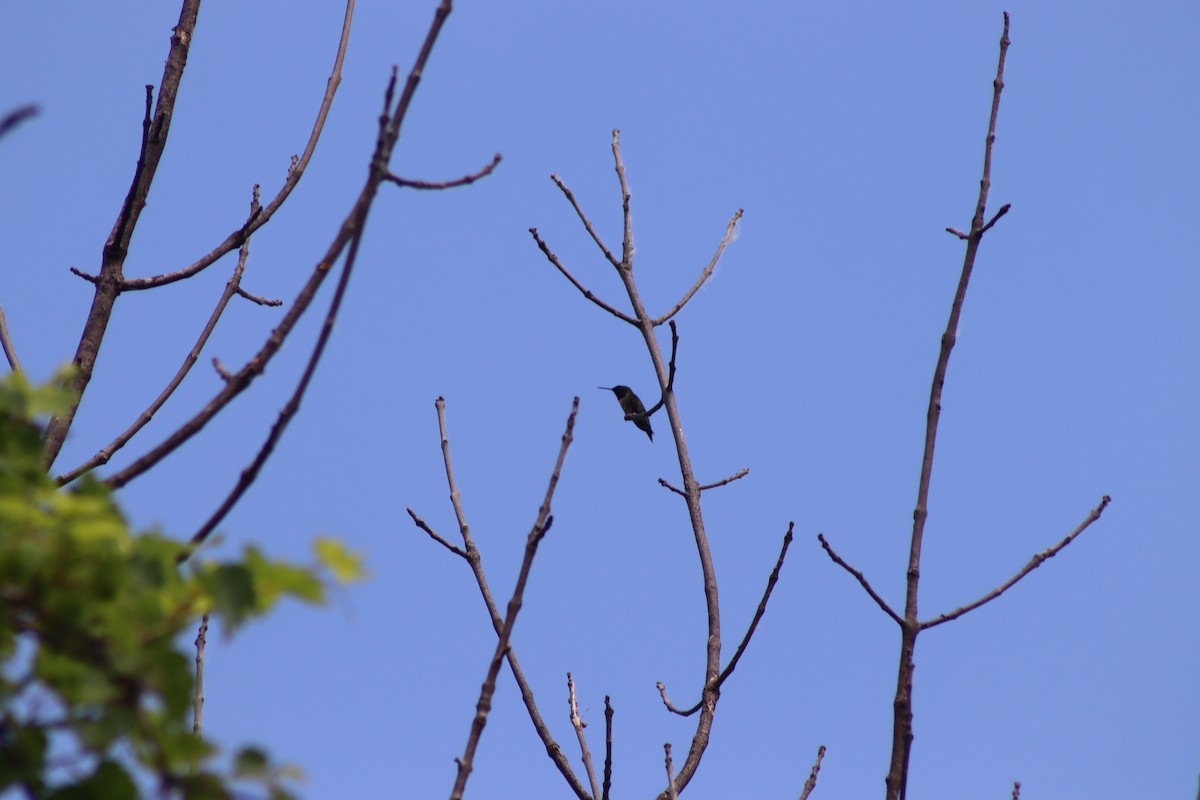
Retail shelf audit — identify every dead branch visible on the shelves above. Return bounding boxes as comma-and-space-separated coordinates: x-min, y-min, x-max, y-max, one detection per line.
56, 187, 264, 486
817, 534, 902, 626
797, 744, 826, 800
410, 396, 590, 799
567, 673, 601, 800
449, 397, 579, 800
41, 3, 199, 467
658, 523, 794, 716
921, 496, 1111, 630
120, 0, 357, 292
386, 152, 501, 189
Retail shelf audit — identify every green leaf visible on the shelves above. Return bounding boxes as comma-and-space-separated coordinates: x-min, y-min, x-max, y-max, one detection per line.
315, 536, 366, 584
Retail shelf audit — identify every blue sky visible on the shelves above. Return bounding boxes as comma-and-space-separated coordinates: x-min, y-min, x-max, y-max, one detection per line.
2, 2, 1197, 799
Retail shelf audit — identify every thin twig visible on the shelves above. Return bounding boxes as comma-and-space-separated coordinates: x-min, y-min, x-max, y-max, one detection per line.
659, 524, 794, 716
611, 130, 634, 269
663, 744, 678, 800
567, 673, 601, 800
386, 153, 501, 189
797, 744, 826, 800
57, 187, 264, 486
921, 496, 1111, 630
1012, 780, 1021, 800
235, 286, 282, 307
602, 696, 613, 800
700, 468, 749, 491
641, 320, 679, 419
0, 104, 38, 140
529, 227, 636, 323
192, 615, 209, 738
0, 305, 23, 375
416, 396, 590, 799
120, 0, 358, 292
551, 173, 621, 268
818, 533, 902, 626
654, 209, 743, 326
450, 398, 580, 800
406, 507, 466, 558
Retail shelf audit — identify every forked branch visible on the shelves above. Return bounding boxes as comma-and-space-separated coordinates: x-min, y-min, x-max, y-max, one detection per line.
659, 524, 794, 716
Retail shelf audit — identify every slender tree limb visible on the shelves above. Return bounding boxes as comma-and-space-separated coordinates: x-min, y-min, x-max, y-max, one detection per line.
450, 397, 580, 800
602, 696, 613, 800
235, 285, 282, 307
658, 523, 794, 716
56, 188, 264, 486
550, 173, 621, 269
567, 673, 602, 800
529, 227, 636, 323
920, 496, 1110, 630
407, 507, 466, 558
662, 744, 679, 800
0, 305, 24, 375
1012, 780, 1021, 800
611, 130, 634, 271
385, 152, 501, 189
120, 0, 357, 292
451, 512, 554, 800
106, 0, 480, 492
797, 744, 826, 800
640, 320, 679, 420
654, 209, 743, 326
192, 615, 209, 738
177, 138, 383, 560
885, 17, 1012, 800
659, 468, 748, 497
41, 0, 200, 468
818, 533, 903, 626
0, 104, 38, 140
414, 396, 590, 799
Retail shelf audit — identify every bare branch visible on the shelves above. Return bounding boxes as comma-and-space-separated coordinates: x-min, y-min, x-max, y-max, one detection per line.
567, 673, 601, 800
797, 744, 826, 800
42, 2, 200, 467
658, 524, 794, 717
0, 104, 38, 140
0, 305, 24, 376
610, 129, 634, 267
450, 397, 580, 800
1012, 780, 1021, 800
654, 209, 743, 326
235, 286, 282, 307
818, 533, 902, 626
641, 320, 679, 419
120, 0, 358, 292
885, 15, 1014, 799
529, 227, 637, 323
700, 468, 749, 491
406, 507, 466, 558
419, 396, 590, 799
386, 152, 501, 190
920, 495, 1111, 630
551, 173, 621, 268
57, 187, 264, 486
192, 615, 209, 738
662, 743, 679, 800
602, 696, 613, 800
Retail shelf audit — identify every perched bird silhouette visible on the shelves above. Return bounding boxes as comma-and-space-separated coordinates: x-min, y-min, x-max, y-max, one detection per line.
598, 385, 653, 441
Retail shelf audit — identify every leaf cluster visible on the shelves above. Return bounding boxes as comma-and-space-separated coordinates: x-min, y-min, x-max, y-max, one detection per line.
0, 375, 363, 799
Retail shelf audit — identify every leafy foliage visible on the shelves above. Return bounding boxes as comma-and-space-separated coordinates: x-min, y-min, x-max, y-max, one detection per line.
0, 374, 363, 798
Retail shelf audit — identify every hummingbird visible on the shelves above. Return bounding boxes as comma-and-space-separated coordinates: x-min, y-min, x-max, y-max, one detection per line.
598, 385, 653, 441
